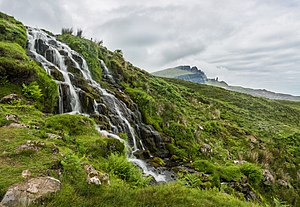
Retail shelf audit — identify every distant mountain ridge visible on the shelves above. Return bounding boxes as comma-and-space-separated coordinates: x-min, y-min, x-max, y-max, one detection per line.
152, 65, 207, 84
153, 66, 300, 102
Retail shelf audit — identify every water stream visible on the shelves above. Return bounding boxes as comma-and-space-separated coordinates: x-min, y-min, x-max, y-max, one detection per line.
27, 27, 169, 182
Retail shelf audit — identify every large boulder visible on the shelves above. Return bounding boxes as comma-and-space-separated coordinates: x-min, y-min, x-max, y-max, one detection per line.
0, 177, 61, 207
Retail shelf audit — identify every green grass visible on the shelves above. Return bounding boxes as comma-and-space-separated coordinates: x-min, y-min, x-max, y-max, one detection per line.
44, 114, 98, 136
34, 183, 260, 207
0, 12, 27, 48
152, 68, 194, 78
0, 101, 260, 207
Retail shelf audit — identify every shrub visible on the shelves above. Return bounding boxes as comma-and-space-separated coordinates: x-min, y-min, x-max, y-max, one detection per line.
240, 163, 263, 186
22, 81, 42, 100
167, 143, 188, 162
220, 165, 243, 182
76, 29, 83, 37
167, 122, 194, 141
179, 173, 203, 189
194, 160, 217, 174
102, 153, 149, 187
86, 138, 125, 158
61, 27, 73, 35
61, 152, 85, 183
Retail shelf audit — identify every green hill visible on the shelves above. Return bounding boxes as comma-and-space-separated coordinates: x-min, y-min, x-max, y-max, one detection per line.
0, 12, 299, 207
152, 68, 194, 78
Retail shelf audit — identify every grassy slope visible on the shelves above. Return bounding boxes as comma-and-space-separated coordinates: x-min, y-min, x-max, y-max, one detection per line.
152, 68, 194, 78
0, 104, 259, 207
95, 44, 300, 206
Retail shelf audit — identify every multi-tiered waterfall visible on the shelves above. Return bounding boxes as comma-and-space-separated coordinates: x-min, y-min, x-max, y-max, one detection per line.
27, 27, 170, 182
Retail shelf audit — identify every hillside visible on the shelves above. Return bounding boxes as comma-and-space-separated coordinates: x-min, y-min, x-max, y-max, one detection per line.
207, 80, 300, 102
154, 66, 300, 102
0, 12, 300, 207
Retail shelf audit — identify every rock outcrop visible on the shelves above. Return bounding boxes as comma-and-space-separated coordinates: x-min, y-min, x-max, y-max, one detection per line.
84, 164, 110, 185
0, 94, 21, 104
17, 140, 45, 153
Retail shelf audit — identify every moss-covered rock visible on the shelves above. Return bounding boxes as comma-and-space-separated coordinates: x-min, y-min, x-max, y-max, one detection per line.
151, 157, 165, 167
0, 42, 58, 112
44, 114, 97, 136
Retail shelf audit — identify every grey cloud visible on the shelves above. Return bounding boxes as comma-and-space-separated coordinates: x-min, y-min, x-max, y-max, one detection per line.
0, 0, 73, 33
1, 0, 300, 95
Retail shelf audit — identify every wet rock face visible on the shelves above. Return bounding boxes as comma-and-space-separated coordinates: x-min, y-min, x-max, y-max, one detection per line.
78, 91, 95, 114
72, 53, 83, 67
133, 150, 151, 160
49, 67, 64, 81
140, 125, 162, 149
140, 125, 169, 158
0, 177, 61, 207
35, 39, 49, 56
59, 83, 72, 113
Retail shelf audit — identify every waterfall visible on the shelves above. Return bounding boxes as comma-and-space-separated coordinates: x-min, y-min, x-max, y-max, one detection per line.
27, 27, 169, 182
99, 59, 114, 82
27, 28, 81, 113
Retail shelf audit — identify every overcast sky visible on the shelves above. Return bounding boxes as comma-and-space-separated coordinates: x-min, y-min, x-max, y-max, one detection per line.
1, 0, 300, 95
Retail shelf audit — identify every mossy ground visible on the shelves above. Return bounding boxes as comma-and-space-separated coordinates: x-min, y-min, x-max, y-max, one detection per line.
0, 103, 259, 207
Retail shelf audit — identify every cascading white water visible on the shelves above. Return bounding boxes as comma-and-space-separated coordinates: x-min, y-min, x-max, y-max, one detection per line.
27, 28, 81, 113
27, 27, 168, 182
95, 127, 166, 182
99, 59, 114, 81
74, 56, 139, 153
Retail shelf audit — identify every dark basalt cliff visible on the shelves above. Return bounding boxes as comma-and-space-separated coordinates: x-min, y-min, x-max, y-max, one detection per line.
153, 65, 208, 84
